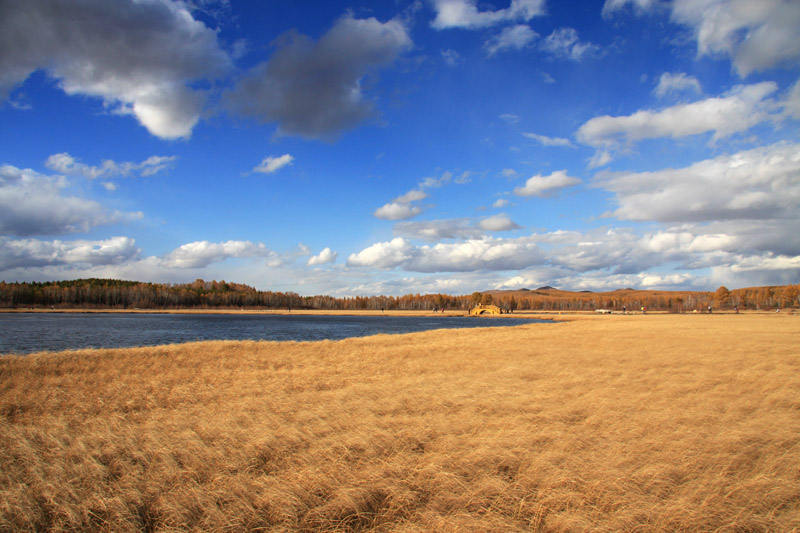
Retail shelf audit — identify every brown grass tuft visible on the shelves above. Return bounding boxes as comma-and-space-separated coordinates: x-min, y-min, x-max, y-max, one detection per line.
1, 314, 799, 531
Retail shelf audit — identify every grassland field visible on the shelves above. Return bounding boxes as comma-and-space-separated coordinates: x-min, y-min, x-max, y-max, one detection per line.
1, 312, 798, 531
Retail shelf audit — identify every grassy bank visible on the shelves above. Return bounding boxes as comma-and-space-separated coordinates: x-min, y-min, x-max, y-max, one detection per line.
1, 314, 798, 531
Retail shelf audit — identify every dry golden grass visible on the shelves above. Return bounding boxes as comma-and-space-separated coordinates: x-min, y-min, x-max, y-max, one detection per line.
1, 314, 799, 532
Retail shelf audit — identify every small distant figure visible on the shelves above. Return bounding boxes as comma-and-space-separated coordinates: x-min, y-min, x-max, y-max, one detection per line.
622, 305, 626, 314
641, 306, 646, 314
734, 305, 739, 314
708, 305, 712, 314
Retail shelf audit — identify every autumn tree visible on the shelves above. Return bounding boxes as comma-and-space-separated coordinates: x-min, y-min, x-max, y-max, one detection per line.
714, 286, 731, 308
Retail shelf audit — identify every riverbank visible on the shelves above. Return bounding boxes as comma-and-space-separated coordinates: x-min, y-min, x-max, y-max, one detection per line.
1, 314, 798, 531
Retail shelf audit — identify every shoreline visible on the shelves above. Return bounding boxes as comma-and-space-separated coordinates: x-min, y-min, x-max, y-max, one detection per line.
1, 306, 787, 317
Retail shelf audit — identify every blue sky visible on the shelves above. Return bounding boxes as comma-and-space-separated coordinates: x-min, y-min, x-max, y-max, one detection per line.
1, 0, 799, 296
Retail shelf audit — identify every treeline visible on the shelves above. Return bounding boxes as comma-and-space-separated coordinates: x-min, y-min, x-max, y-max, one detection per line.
0, 279, 472, 311
0, 279, 798, 312
485, 285, 800, 313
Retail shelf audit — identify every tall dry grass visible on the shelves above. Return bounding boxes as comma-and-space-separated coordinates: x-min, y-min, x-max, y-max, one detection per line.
1, 314, 799, 531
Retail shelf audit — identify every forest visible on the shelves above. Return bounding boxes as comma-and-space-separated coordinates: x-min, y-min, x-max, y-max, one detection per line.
1, 278, 798, 312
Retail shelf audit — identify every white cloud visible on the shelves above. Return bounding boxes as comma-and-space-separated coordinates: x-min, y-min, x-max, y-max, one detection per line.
485, 24, 538, 55
604, 0, 800, 77
307, 247, 337, 266
0, 236, 140, 270
45, 153, 176, 179
253, 154, 294, 174
672, 0, 800, 76
493, 198, 510, 208
602, 0, 661, 18
430, 0, 545, 29
227, 14, 411, 139
394, 219, 481, 241
500, 113, 520, 124
374, 202, 423, 221
441, 49, 462, 66
588, 149, 613, 168
0, 164, 142, 236
785, 78, 800, 120
595, 142, 800, 224
347, 236, 544, 273
374, 170, 467, 221
576, 82, 778, 148
0, 0, 231, 139
395, 189, 428, 203
478, 214, 522, 232
346, 237, 414, 269
161, 240, 274, 268
542, 28, 599, 61
523, 132, 574, 147
393, 215, 520, 242
653, 72, 702, 98
514, 170, 582, 197
418, 171, 453, 189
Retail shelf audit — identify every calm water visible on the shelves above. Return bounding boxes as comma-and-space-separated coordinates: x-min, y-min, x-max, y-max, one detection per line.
0, 313, 544, 355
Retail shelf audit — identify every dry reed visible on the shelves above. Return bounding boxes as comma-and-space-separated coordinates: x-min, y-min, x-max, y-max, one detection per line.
1, 313, 799, 531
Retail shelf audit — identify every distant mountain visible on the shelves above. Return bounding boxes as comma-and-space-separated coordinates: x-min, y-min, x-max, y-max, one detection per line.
536, 286, 557, 291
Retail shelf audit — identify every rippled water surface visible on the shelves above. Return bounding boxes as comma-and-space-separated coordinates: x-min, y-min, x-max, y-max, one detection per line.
0, 313, 546, 355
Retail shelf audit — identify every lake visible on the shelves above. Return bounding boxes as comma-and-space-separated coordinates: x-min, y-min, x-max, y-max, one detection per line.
0, 313, 545, 355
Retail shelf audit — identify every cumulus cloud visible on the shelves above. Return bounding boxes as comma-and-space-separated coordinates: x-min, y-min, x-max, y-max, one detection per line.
374, 202, 423, 221
253, 154, 294, 174
347, 236, 544, 273
604, 0, 800, 77
346, 237, 414, 269
307, 247, 337, 266
588, 149, 613, 169
374, 170, 473, 221
653, 72, 702, 98
478, 214, 522, 232
394, 219, 481, 241
45, 153, 176, 179
430, 0, 545, 29
513, 170, 582, 197
161, 240, 274, 268
523, 132, 574, 147
0, 236, 140, 270
601, 0, 661, 18
542, 28, 599, 61
227, 14, 411, 140
0, 164, 142, 236
595, 142, 800, 224
395, 189, 428, 203
576, 82, 778, 149
672, 0, 800, 76
493, 198, 510, 208
485, 24, 538, 55
393, 215, 520, 242
0, 0, 231, 139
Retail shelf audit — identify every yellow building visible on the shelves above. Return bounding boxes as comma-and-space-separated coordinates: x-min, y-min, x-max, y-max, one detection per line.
469, 304, 502, 315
